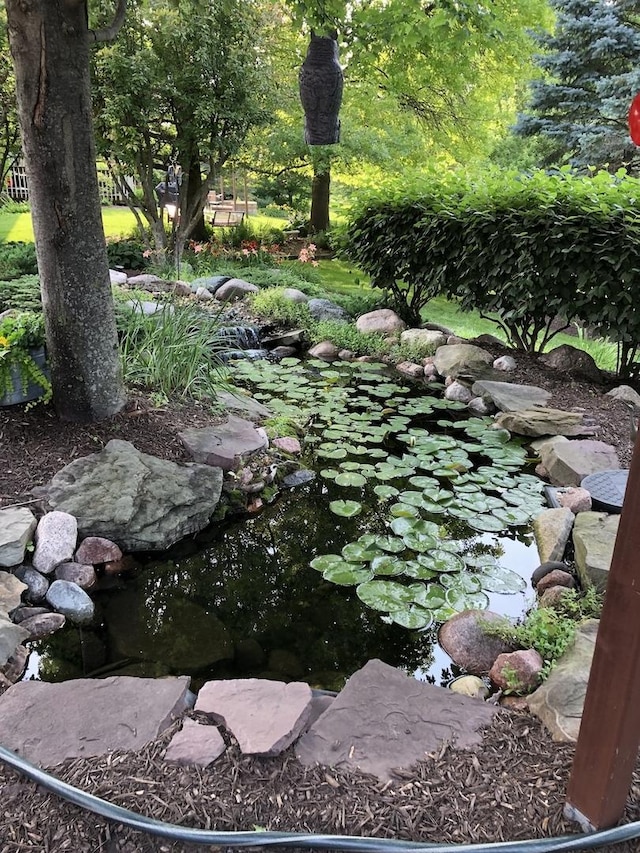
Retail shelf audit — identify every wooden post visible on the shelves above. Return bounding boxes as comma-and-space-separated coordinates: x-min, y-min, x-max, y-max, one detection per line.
565, 420, 640, 830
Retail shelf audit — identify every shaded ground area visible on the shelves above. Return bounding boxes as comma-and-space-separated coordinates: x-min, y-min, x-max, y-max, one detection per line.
1, 712, 640, 852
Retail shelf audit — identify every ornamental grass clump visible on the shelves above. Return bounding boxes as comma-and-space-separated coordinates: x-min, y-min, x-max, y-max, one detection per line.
0, 310, 52, 405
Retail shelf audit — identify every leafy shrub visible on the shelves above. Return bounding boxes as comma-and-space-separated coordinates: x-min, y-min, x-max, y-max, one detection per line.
0, 242, 38, 281
0, 275, 41, 313
249, 289, 312, 326
344, 168, 640, 375
309, 320, 387, 356
106, 238, 149, 271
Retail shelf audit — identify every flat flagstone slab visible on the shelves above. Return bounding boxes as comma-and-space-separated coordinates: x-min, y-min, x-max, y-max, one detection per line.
179, 415, 268, 471
539, 439, 620, 487
0, 675, 191, 767
494, 407, 590, 438
471, 380, 551, 413
195, 678, 313, 756
295, 659, 497, 781
164, 718, 226, 767
528, 620, 599, 742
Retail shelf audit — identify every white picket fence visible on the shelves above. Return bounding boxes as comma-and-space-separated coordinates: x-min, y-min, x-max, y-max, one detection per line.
7, 162, 133, 205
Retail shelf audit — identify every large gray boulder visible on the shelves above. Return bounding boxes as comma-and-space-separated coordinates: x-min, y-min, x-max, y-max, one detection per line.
471, 380, 551, 413
539, 345, 602, 383
34, 440, 223, 552
307, 298, 350, 323
356, 309, 405, 335
539, 439, 620, 487
433, 344, 494, 379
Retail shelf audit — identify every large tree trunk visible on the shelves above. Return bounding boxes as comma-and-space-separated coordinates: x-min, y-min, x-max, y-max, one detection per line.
5, 0, 125, 422
310, 165, 330, 233
184, 148, 208, 243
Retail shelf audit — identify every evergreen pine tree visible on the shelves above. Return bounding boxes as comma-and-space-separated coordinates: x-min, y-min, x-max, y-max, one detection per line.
514, 0, 640, 172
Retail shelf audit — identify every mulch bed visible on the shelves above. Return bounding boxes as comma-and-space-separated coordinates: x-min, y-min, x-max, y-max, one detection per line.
1, 712, 639, 852
2, 340, 640, 851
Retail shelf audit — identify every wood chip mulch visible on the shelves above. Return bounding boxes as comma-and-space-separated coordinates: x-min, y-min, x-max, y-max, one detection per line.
1, 712, 640, 852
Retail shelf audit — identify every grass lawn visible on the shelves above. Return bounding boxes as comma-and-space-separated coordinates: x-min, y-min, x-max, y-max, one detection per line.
0, 206, 139, 243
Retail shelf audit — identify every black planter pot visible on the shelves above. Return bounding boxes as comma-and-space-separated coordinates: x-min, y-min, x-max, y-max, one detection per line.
299, 33, 344, 145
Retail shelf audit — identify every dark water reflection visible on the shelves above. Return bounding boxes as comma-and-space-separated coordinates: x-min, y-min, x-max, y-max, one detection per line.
28, 477, 538, 691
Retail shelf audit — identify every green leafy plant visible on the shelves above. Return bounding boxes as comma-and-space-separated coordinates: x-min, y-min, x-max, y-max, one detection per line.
309, 319, 387, 356
106, 238, 149, 272
0, 310, 52, 405
0, 241, 38, 281
344, 168, 640, 376
0, 274, 41, 313
485, 606, 580, 678
249, 289, 312, 326
118, 302, 230, 401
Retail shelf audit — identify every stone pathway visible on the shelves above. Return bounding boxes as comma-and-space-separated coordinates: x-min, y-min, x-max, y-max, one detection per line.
0, 659, 498, 777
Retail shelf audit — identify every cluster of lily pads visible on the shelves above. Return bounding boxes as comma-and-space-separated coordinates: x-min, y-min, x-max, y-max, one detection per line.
232, 357, 547, 630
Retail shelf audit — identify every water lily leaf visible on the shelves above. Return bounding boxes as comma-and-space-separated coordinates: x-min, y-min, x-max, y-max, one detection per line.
433, 604, 458, 622
493, 507, 532, 527
388, 606, 435, 630
342, 542, 380, 561
317, 447, 348, 460
356, 580, 417, 612
309, 554, 343, 572
412, 584, 447, 609
416, 550, 465, 573
358, 533, 379, 546
374, 485, 400, 500
402, 533, 439, 553
389, 502, 420, 518
329, 499, 362, 518
478, 564, 527, 594
373, 535, 406, 553
440, 573, 482, 593
403, 561, 438, 580
323, 564, 374, 586
467, 515, 507, 533
398, 490, 426, 507
371, 554, 405, 576
445, 588, 490, 611
335, 472, 367, 488
320, 469, 339, 480
408, 475, 440, 490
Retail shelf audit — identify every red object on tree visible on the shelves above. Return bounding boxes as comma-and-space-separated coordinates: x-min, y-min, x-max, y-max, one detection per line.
628, 93, 640, 145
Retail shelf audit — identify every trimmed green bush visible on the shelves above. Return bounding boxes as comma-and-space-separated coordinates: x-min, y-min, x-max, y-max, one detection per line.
344, 169, 640, 376
0, 242, 38, 281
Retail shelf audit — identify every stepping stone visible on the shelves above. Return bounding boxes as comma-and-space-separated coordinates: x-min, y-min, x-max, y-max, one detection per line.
295, 659, 497, 781
180, 415, 268, 471
0, 675, 192, 767
472, 380, 550, 412
195, 678, 313, 756
528, 620, 599, 742
216, 390, 271, 422
164, 718, 226, 767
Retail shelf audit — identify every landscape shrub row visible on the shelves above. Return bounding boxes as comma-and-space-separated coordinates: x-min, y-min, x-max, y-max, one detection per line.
343, 168, 640, 378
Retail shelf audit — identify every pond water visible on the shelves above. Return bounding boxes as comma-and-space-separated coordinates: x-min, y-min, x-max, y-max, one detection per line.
26, 358, 544, 690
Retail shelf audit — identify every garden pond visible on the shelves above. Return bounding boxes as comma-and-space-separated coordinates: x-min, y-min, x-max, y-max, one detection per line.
27, 357, 547, 691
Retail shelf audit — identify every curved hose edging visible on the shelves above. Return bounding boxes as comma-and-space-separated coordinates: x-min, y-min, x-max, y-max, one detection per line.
1, 743, 639, 852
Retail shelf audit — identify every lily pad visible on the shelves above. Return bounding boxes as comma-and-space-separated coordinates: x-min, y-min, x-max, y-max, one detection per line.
335, 471, 367, 488
323, 564, 374, 586
342, 542, 380, 562
416, 550, 465, 573
466, 515, 507, 533
374, 484, 400, 500
309, 554, 343, 572
403, 561, 439, 580
371, 554, 405, 576
329, 499, 362, 518
373, 535, 406, 553
356, 580, 417, 611
478, 564, 527, 594
412, 584, 447, 609
388, 606, 435, 630
444, 588, 490, 611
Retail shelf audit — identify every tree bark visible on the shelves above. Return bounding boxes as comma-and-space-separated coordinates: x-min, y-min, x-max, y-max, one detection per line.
184, 147, 209, 243
310, 166, 330, 233
5, 0, 125, 421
